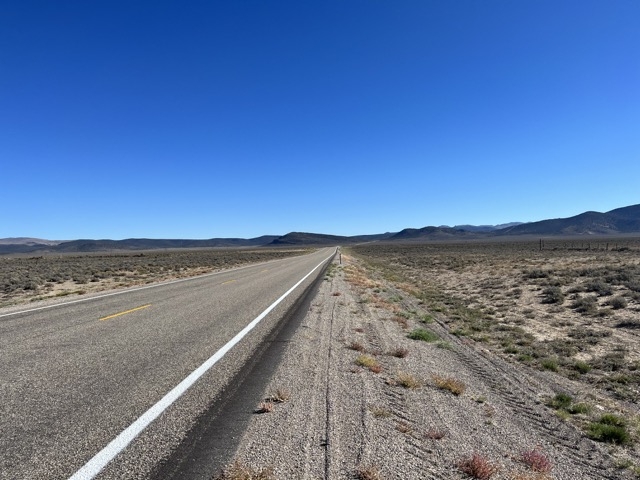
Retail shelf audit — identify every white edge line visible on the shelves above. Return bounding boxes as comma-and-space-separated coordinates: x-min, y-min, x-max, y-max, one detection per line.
68, 249, 335, 480
0, 253, 307, 319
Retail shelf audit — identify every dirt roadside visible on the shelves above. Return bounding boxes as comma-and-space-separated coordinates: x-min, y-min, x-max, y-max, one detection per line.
219, 253, 630, 480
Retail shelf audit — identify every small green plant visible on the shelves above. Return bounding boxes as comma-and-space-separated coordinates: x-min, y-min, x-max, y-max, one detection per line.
585, 280, 613, 296
436, 341, 453, 350
542, 286, 564, 304
421, 314, 434, 323
572, 296, 598, 315
614, 459, 640, 477
587, 414, 630, 444
541, 358, 558, 372
568, 402, 591, 415
609, 296, 628, 310
452, 328, 470, 337
548, 393, 573, 410
525, 269, 549, 279
503, 344, 519, 354
573, 360, 592, 374
600, 413, 626, 426
407, 328, 439, 342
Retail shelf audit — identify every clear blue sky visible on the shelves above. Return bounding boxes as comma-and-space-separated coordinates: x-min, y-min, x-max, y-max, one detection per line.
2, 1, 638, 239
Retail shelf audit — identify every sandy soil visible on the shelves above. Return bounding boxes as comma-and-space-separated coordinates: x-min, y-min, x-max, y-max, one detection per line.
218, 253, 631, 479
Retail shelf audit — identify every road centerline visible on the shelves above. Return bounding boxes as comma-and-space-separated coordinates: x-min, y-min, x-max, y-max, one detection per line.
99, 304, 152, 321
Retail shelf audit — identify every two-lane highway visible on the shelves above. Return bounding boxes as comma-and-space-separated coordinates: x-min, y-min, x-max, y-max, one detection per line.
0, 248, 334, 479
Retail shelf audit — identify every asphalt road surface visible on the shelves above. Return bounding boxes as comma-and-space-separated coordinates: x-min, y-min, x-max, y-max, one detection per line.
0, 248, 335, 480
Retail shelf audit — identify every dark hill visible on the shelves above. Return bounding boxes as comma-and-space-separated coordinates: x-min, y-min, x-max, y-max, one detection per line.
269, 232, 394, 246
495, 204, 640, 236
0, 244, 54, 255
453, 222, 524, 232
0, 236, 279, 254
53, 236, 279, 252
388, 226, 474, 241
270, 232, 349, 246
0, 237, 61, 246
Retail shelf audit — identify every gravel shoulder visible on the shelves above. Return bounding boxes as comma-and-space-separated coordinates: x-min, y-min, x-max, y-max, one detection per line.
221, 253, 628, 479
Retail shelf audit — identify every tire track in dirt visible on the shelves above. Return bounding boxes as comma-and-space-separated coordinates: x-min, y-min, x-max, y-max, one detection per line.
392, 289, 622, 479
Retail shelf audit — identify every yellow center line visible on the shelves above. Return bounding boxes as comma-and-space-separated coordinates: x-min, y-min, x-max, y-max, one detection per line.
261, 269, 269, 273
99, 304, 152, 321
221, 279, 237, 285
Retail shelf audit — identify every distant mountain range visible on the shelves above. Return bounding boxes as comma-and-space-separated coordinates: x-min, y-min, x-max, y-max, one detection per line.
0, 236, 279, 255
387, 204, 640, 241
494, 204, 640, 236
270, 232, 394, 245
0, 237, 62, 246
451, 222, 524, 232
1, 204, 639, 254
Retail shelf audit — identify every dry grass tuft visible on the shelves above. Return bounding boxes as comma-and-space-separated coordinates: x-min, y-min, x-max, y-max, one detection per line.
483, 404, 496, 417
369, 363, 383, 374
519, 448, 552, 473
432, 374, 466, 396
424, 428, 447, 440
391, 315, 409, 329
356, 354, 382, 373
369, 405, 392, 418
388, 346, 409, 358
458, 453, 498, 479
354, 465, 383, 480
348, 340, 367, 352
396, 371, 422, 389
269, 388, 291, 403
254, 402, 274, 414
213, 460, 275, 480
344, 264, 377, 290
396, 421, 412, 434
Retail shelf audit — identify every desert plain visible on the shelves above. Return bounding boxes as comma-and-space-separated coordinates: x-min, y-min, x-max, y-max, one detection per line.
3, 239, 640, 479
